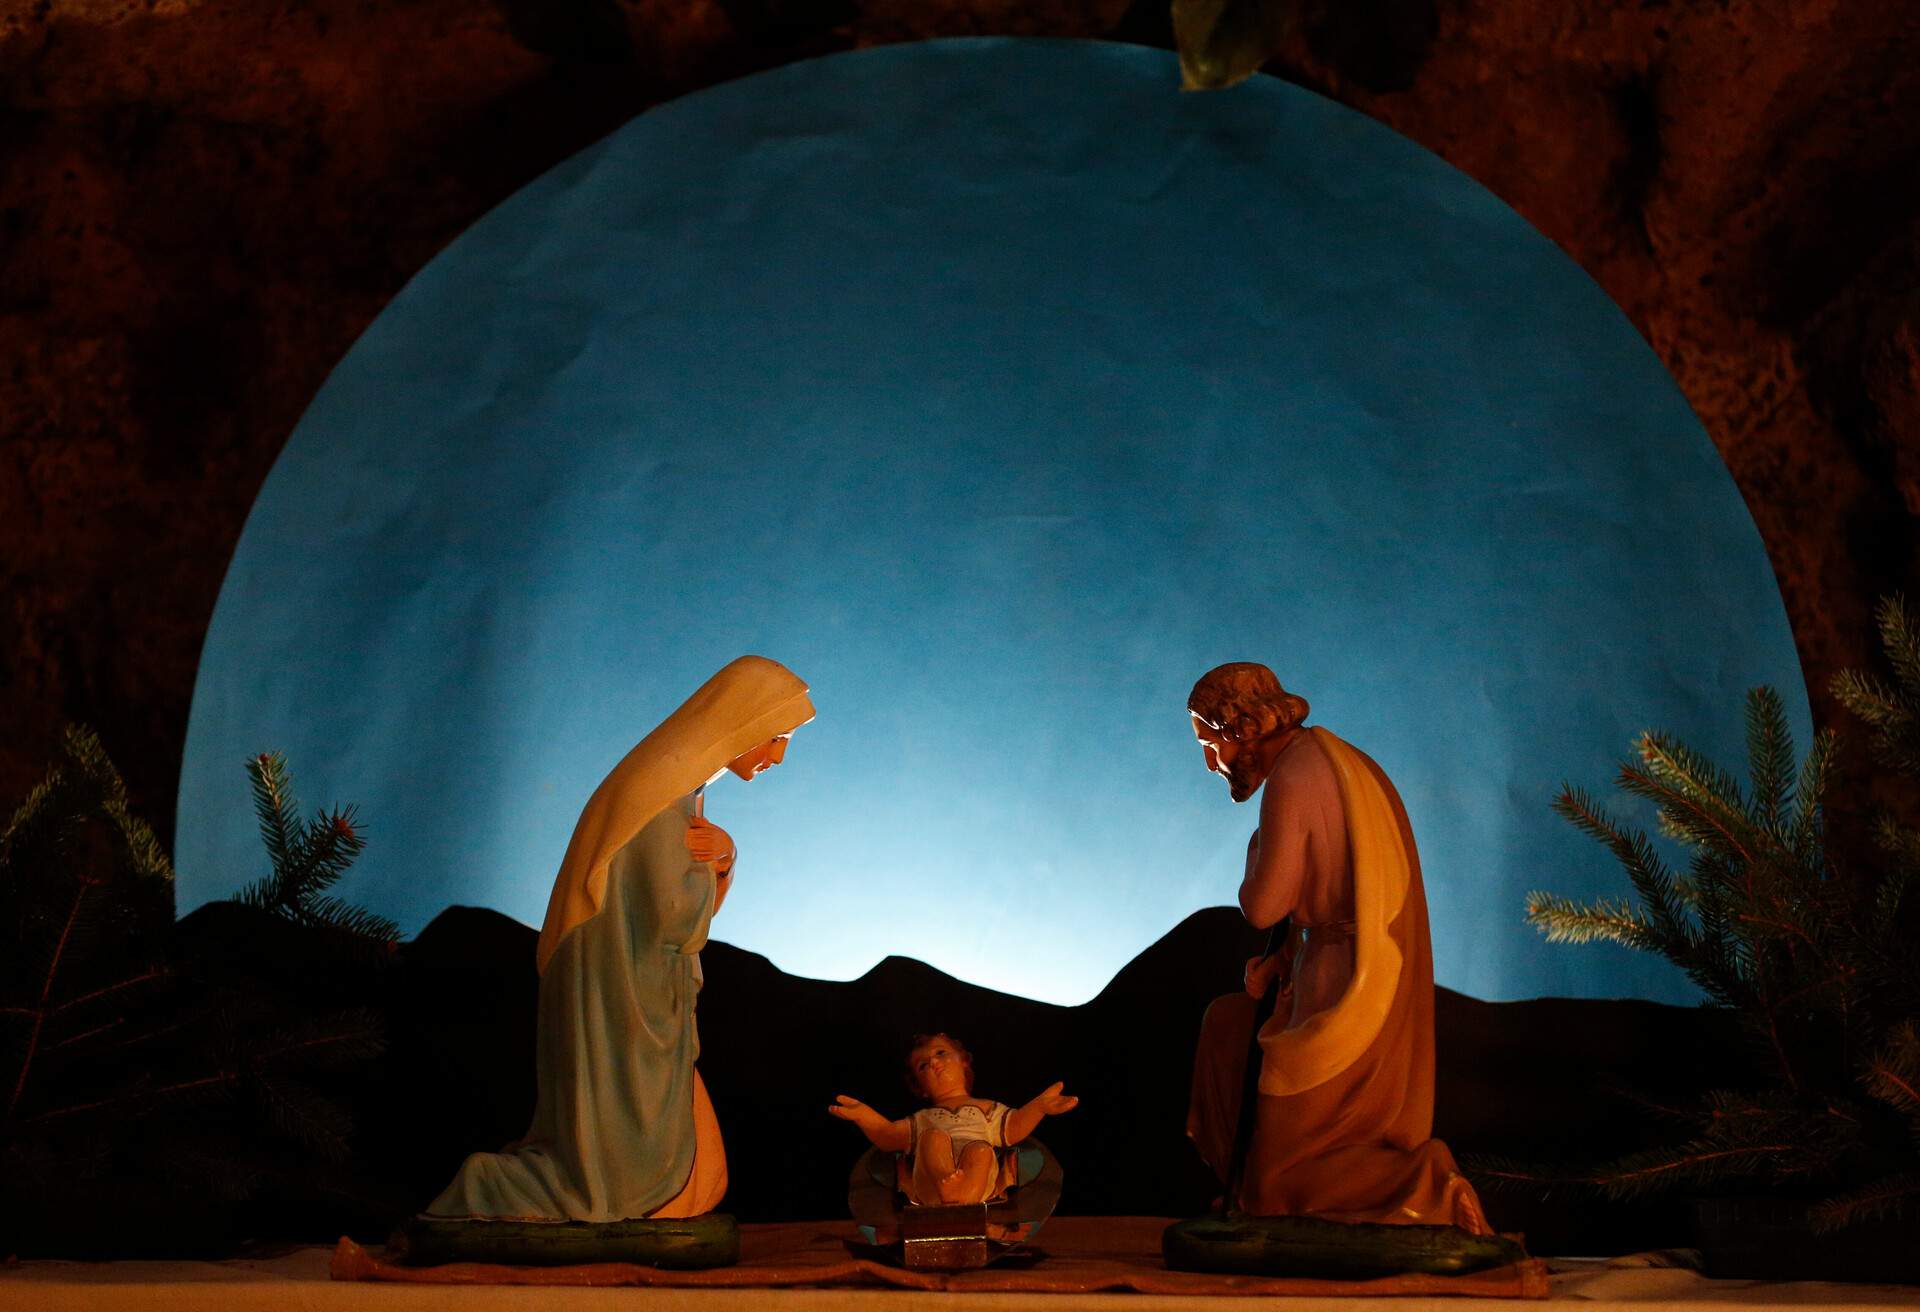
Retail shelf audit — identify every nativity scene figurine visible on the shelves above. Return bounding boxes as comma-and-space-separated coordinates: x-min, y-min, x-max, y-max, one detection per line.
833, 1031, 1076, 1268
1182, 662, 1490, 1233
406, 655, 813, 1267
831, 1032, 1078, 1207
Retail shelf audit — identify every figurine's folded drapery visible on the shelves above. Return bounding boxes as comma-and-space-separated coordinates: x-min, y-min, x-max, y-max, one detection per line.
427, 795, 715, 1222
1188, 728, 1488, 1232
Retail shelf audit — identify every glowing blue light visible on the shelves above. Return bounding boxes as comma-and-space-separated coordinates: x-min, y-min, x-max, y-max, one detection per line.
177, 39, 1805, 1005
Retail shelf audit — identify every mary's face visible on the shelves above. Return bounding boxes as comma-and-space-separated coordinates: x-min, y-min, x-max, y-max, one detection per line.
726, 733, 791, 780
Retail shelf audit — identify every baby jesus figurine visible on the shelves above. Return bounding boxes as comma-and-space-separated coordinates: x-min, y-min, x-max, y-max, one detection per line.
830, 1032, 1079, 1206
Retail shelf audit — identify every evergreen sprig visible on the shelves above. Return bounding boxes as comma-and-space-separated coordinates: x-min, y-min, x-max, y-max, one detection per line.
1505, 623, 1920, 1232
1862, 1022, 1920, 1118
1, 726, 175, 1128
4, 731, 397, 1254
1832, 597, 1920, 774
235, 753, 398, 944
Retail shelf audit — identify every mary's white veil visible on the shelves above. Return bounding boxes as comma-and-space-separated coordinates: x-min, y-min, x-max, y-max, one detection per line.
534, 655, 814, 974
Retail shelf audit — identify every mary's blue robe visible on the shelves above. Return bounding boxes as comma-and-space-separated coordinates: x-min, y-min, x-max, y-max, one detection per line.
427, 794, 712, 1221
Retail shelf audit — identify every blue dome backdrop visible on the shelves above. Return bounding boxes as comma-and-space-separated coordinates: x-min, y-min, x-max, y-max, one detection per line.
177, 38, 1807, 1007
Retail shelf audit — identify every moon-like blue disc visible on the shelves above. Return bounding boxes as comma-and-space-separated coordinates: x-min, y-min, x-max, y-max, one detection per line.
178, 39, 1805, 1005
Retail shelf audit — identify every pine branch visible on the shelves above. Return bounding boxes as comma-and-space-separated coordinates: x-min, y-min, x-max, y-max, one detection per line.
1457, 1153, 1595, 1193
78, 1012, 199, 1058
1832, 597, 1920, 773
1551, 785, 1692, 948
1863, 1022, 1920, 1118
250, 1075, 353, 1162
1591, 1141, 1806, 1198
1, 729, 177, 1124
1637, 731, 1751, 817
1524, 891, 1657, 948
283, 808, 368, 911
1770, 964, 1861, 1015
1623, 744, 1763, 869
1743, 998, 1809, 1096
1745, 687, 1796, 834
1876, 595, 1920, 700
1831, 671, 1920, 775
1832, 669, 1904, 729
1809, 1172, 1920, 1232
6, 876, 93, 1120
4, 729, 397, 1235
1614, 1086, 1717, 1125
1529, 603, 1920, 1214
106, 808, 174, 889
146, 1068, 242, 1109
1871, 813, 1920, 875
1731, 905, 1821, 955
49, 1017, 125, 1051
3, 1133, 114, 1191
145, 1139, 265, 1203
1, 769, 64, 857
301, 896, 399, 945
1700, 1086, 1796, 1126
311, 808, 366, 871
49, 967, 170, 1018
232, 756, 392, 950
253, 1008, 387, 1073
1687, 862, 1749, 996
56, 726, 125, 810
1790, 730, 1835, 865
244, 752, 300, 908
63, 725, 176, 891
23, 1070, 166, 1126
1, 770, 82, 981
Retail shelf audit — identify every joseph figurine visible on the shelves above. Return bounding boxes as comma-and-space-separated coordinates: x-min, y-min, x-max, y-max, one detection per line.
1184, 662, 1489, 1232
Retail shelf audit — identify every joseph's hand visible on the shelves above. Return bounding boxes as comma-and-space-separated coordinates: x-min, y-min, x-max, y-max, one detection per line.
1244, 953, 1287, 1000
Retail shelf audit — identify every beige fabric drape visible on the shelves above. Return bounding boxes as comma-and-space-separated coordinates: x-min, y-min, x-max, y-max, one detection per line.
535, 655, 814, 976
1253, 727, 1408, 1095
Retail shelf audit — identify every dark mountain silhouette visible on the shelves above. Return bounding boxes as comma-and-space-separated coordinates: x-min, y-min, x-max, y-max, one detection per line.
355, 903, 1742, 1252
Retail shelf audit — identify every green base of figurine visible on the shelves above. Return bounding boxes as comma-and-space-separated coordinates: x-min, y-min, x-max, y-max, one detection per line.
396, 1212, 740, 1268
1162, 1215, 1527, 1280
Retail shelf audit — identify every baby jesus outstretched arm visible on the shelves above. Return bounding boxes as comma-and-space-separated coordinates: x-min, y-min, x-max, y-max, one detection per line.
828, 1095, 911, 1152
827, 1082, 1080, 1150
1002, 1081, 1079, 1145
829, 1085, 1079, 1206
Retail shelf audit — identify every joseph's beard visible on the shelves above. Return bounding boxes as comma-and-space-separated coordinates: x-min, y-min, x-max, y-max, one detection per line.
1226, 757, 1266, 803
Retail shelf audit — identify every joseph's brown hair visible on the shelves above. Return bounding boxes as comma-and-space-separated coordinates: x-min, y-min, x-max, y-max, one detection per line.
1188, 662, 1309, 742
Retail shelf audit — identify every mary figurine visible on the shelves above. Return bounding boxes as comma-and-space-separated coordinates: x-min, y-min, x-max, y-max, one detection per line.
425, 655, 814, 1226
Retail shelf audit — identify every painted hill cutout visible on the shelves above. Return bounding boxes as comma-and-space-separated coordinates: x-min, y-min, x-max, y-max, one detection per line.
129, 900, 1743, 1256
364, 904, 1740, 1251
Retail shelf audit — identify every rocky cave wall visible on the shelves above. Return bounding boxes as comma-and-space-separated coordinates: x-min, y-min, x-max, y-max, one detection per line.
3, 0, 1917, 855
